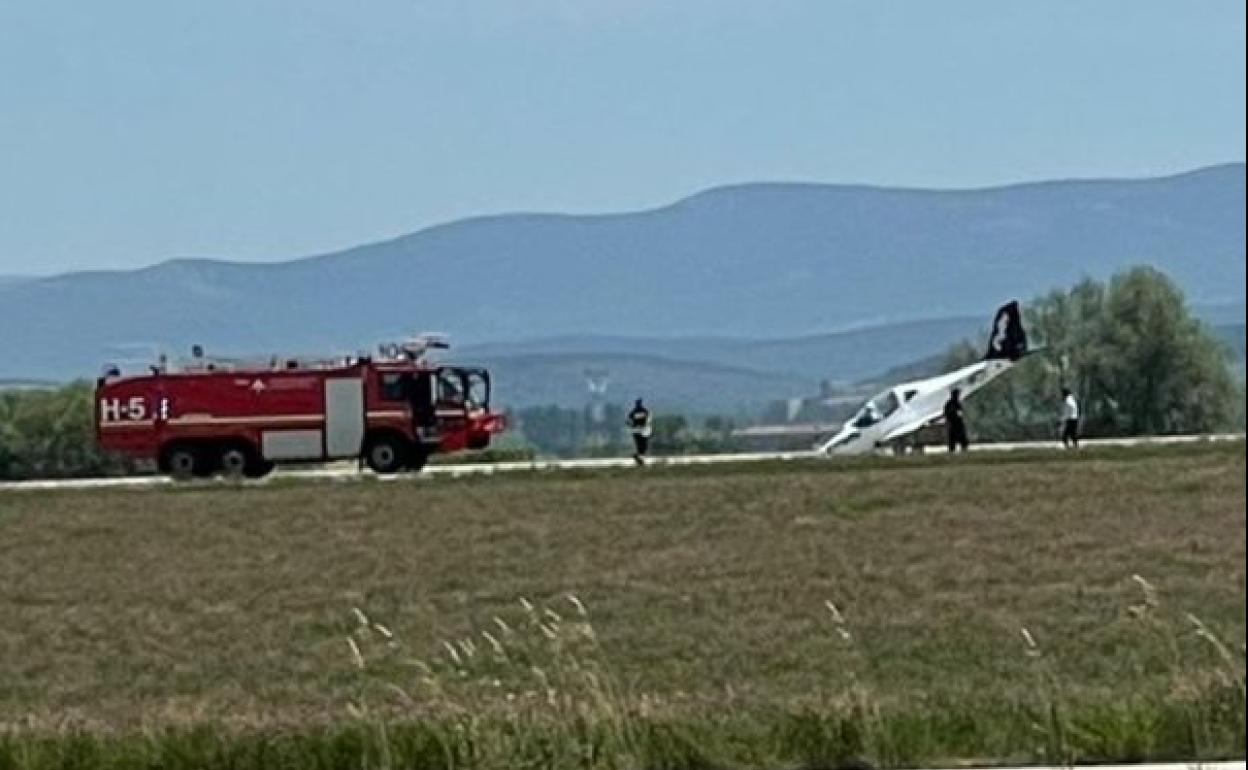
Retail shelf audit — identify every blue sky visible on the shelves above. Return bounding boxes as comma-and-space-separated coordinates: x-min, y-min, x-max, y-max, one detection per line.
1, 1, 1243, 275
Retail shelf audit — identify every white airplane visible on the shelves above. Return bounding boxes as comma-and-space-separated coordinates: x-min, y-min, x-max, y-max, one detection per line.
817, 301, 1034, 455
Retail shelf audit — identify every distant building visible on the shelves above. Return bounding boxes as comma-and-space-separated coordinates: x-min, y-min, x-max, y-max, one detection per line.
0, 379, 60, 392
731, 422, 843, 452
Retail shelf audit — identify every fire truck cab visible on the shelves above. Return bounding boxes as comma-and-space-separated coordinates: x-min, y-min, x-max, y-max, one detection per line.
95, 338, 505, 479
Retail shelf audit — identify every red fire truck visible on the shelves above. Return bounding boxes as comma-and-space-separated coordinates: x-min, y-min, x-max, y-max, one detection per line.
95, 337, 505, 479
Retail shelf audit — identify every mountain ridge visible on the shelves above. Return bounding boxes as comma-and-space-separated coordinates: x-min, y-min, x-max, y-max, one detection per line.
3, 163, 1243, 381
15, 161, 1244, 283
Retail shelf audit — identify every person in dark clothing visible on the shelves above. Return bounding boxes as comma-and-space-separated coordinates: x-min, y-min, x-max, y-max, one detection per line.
943, 388, 969, 452
627, 398, 652, 466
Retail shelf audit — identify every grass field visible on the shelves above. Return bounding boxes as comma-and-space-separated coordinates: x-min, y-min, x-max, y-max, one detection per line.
0, 443, 1244, 769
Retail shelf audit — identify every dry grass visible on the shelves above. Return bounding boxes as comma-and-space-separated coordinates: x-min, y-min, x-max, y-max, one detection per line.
0, 443, 1243, 765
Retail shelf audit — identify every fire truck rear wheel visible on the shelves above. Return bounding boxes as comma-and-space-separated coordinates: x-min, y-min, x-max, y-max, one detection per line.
364, 434, 408, 474
218, 444, 249, 478
161, 444, 204, 480
217, 442, 273, 479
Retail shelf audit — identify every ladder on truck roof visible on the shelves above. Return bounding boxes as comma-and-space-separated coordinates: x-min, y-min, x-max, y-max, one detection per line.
103, 333, 451, 377
177, 352, 361, 373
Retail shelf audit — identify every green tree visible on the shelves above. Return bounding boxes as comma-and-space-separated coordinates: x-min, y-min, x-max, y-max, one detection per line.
514, 405, 586, 456
945, 266, 1238, 440
1097, 267, 1236, 434
652, 414, 688, 452
0, 382, 136, 480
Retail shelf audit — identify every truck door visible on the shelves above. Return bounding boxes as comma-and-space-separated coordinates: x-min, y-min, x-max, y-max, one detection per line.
462, 368, 493, 450
409, 371, 438, 442
435, 368, 469, 451
463, 368, 490, 412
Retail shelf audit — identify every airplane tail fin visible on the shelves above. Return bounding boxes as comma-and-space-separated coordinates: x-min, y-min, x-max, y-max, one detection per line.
984, 300, 1028, 361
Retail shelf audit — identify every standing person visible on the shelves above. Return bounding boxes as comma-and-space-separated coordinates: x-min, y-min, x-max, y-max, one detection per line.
943, 388, 969, 452
627, 398, 652, 466
1061, 387, 1080, 448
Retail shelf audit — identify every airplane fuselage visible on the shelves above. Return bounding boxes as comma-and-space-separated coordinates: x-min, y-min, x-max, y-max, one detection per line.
818, 357, 1019, 455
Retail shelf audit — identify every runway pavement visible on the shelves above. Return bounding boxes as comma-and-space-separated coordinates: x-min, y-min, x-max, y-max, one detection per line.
1, 433, 1242, 493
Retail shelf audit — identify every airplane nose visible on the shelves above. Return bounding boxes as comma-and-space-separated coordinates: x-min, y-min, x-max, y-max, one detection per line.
821, 428, 861, 453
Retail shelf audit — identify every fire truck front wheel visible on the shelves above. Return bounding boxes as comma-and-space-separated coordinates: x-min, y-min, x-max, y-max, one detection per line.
364, 433, 409, 474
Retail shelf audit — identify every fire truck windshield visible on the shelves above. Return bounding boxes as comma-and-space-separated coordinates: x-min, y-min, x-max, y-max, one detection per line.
435, 368, 491, 410
464, 369, 490, 409
437, 371, 464, 405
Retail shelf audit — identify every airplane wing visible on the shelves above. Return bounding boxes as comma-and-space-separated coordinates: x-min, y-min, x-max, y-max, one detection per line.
881, 411, 942, 443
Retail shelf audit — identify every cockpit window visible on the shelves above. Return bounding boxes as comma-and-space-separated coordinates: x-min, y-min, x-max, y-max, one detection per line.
850, 389, 901, 428
852, 403, 881, 428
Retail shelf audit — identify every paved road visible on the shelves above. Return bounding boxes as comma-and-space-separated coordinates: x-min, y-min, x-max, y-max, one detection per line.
2, 433, 1242, 493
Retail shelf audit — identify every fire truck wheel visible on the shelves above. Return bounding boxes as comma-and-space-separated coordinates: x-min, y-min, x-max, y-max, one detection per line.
217, 443, 273, 479
364, 434, 408, 474
161, 444, 204, 480
218, 444, 253, 479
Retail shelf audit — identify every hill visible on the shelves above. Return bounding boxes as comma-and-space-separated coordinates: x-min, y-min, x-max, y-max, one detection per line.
853, 317, 1246, 387
0, 378, 58, 391
1, 163, 1243, 381
459, 314, 987, 384
460, 309, 1243, 412
467, 351, 815, 414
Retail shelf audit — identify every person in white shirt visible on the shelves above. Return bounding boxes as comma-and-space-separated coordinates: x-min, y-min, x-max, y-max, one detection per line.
1061, 387, 1080, 448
